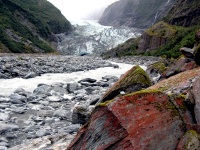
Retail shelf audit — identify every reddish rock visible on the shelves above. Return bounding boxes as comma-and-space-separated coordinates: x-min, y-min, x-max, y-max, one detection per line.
180, 61, 197, 72
161, 57, 187, 79
68, 91, 185, 150
67, 106, 132, 150
160, 57, 197, 80
177, 130, 200, 150
192, 78, 200, 124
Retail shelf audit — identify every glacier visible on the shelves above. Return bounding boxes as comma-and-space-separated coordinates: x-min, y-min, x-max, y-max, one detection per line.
57, 20, 142, 55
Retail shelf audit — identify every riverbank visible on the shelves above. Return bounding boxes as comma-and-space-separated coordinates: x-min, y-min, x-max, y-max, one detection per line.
0, 54, 161, 149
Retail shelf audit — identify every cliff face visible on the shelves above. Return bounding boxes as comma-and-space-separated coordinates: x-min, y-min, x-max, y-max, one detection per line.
0, 0, 72, 53
99, 0, 176, 29
137, 21, 177, 52
165, 0, 200, 27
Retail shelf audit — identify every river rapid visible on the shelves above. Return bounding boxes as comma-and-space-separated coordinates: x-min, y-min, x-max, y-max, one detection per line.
0, 54, 158, 149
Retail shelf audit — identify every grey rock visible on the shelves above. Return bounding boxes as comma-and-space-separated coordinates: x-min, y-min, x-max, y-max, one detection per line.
24, 72, 37, 79
33, 84, 51, 95
0, 146, 7, 150
67, 83, 80, 93
35, 129, 48, 137
102, 75, 118, 82
45, 117, 55, 124
72, 106, 90, 125
47, 95, 62, 102
0, 137, 8, 143
65, 124, 81, 134
0, 122, 19, 133
50, 85, 67, 96
24, 125, 37, 133
6, 133, 17, 139
14, 88, 29, 97
0, 104, 10, 109
78, 78, 97, 83
0, 142, 9, 147
12, 107, 25, 114
0, 113, 10, 121
53, 109, 70, 119
180, 47, 194, 59
9, 93, 26, 104
27, 132, 37, 139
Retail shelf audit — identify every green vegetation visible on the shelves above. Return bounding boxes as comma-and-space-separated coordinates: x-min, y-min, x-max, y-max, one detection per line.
145, 21, 176, 38
104, 23, 199, 59
101, 37, 140, 58
98, 100, 114, 107
147, 25, 199, 58
0, 0, 72, 53
129, 89, 162, 96
115, 65, 152, 88
147, 62, 167, 74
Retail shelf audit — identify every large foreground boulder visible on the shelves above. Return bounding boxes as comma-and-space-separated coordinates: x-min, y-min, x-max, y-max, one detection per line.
68, 91, 185, 150
68, 67, 200, 150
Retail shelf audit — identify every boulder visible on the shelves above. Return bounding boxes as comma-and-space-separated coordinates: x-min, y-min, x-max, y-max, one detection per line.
67, 83, 80, 93
161, 57, 197, 79
78, 78, 97, 83
99, 65, 151, 103
0, 123, 19, 133
177, 130, 200, 150
33, 84, 51, 95
194, 45, 200, 65
191, 78, 200, 124
68, 67, 200, 149
24, 72, 37, 79
180, 47, 195, 59
68, 91, 185, 149
72, 106, 90, 125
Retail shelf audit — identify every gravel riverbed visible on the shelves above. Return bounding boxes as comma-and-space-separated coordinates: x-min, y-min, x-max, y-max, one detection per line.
0, 54, 159, 149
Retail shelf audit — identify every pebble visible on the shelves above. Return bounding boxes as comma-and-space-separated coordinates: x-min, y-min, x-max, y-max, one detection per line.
0, 55, 159, 148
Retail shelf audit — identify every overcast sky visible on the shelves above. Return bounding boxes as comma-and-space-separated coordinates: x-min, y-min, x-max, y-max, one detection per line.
47, 0, 119, 20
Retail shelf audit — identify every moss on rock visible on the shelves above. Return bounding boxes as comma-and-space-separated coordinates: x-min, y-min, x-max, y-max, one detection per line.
146, 21, 176, 38
99, 65, 152, 103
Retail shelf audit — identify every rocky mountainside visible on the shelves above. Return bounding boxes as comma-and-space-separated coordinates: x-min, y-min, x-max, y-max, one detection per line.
0, 0, 72, 53
99, 0, 176, 29
164, 0, 200, 27
103, 0, 200, 59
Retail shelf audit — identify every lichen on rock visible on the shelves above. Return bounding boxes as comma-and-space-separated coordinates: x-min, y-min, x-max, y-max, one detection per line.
98, 65, 151, 103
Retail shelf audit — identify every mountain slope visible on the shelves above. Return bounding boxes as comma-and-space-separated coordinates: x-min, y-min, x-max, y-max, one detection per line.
102, 0, 200, 58
99, 0, 176, 29
0, 0, 72, 53
164, 0, 200, 27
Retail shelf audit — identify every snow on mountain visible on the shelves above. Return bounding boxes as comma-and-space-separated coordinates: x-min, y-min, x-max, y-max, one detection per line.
57, 20, 142, 55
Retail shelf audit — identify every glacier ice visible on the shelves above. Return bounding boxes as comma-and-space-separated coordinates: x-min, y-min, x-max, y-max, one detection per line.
57, 20, 142, 55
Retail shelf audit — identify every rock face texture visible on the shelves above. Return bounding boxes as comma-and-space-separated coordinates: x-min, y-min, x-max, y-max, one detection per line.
99, 0, 176, 29
68, 66, 200, 149
99, 65, 151, 103
68, 91, 185, 150
165, 0, 200, 27
138, 21, 176, 52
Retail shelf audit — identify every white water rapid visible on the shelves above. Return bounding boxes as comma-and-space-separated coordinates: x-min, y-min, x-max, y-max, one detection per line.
0, 62, 146, 96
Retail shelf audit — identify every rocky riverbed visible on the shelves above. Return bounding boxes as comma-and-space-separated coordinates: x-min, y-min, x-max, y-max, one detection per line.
0, 54, 160, 149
